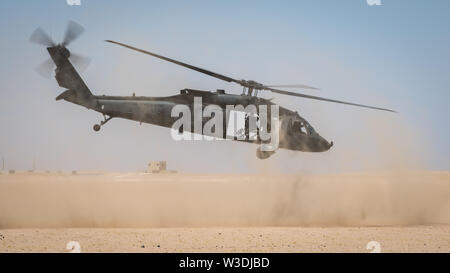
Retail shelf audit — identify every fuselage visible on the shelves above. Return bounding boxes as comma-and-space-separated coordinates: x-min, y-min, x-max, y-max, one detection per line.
72, 88, 333, 153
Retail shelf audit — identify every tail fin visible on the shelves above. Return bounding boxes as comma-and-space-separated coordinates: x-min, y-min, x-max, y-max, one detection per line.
47, 45, 94, 106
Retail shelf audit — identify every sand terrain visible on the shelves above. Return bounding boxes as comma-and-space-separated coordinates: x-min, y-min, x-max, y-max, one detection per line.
0, 172, 449, 252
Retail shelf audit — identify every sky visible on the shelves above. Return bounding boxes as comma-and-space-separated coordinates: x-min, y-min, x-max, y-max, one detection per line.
0, 0, 449, 173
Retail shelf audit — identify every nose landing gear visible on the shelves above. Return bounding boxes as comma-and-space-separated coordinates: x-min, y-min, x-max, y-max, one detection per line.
93, 114, 112, 132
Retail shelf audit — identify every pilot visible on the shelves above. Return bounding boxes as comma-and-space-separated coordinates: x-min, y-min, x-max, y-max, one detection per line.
292, 121, 304, 134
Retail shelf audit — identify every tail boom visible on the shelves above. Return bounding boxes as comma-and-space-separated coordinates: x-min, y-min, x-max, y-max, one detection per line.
47, 45, 94, 107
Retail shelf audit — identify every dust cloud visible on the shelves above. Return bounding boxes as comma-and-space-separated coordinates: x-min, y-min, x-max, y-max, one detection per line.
0, 171, 449, 228
1, 101, 449, 229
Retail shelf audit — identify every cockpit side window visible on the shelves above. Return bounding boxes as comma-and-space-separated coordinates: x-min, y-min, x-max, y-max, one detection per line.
292, 121, 308, 135
305, 122, 315, 135
300, 124, 308, 135
289, 119, 316, 136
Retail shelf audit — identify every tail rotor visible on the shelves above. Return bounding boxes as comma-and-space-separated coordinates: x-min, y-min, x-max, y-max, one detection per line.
30, 20, 91, 78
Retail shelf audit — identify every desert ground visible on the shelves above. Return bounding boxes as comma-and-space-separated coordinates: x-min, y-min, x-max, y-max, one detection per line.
0, 171, 449, 253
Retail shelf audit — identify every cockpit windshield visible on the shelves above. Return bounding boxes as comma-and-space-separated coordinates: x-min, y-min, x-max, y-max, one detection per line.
291, 119, 315, 135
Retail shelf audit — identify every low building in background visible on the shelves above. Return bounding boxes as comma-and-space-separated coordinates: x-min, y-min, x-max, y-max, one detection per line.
147, 161, 167, 173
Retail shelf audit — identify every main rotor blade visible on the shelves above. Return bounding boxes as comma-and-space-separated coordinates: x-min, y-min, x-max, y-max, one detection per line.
105, 40, 243, 85
63, 20, 84, 46
265, 84, 319, 90
30, 27, 55, 47
104, 40, 394, 112
265, 87, 397, 113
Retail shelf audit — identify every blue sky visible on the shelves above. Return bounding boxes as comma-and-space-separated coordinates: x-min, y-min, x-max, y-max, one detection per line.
0, 0, 449, 172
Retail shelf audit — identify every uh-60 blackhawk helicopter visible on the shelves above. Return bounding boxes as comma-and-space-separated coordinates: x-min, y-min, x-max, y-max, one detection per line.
30, 21, 396, 159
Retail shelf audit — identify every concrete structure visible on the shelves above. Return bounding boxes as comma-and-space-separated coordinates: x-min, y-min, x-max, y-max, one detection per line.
147, 161, 167, 173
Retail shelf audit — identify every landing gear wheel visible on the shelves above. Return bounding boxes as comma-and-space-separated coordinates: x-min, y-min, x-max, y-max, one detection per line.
93, 115, 112, 132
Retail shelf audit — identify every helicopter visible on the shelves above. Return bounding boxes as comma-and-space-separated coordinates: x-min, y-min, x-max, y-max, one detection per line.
30, 21, 396, 159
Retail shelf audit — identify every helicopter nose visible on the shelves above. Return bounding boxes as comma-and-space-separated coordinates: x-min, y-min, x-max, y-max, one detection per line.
317, 137, 333, 151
